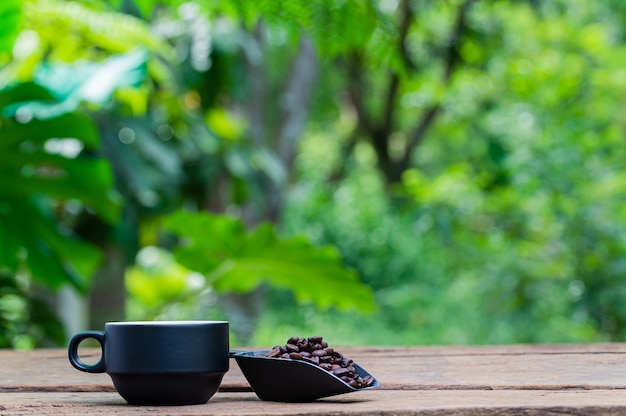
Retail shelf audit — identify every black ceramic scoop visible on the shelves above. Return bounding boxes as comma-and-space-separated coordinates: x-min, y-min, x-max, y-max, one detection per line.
230, 350, 380, 402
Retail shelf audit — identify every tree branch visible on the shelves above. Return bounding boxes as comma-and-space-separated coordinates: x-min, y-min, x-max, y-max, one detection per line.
275, 34, 317, 172
243, 20, 267, 146
443, 0, 475, 82
398, 0, 476, 175
381, 0, 414, 134
345, 51, 373, 135
328, 127, 359, 184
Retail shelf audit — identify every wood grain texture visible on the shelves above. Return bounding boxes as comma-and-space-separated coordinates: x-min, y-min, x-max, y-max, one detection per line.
1, 344, 626, 415
1, 391, 626, 416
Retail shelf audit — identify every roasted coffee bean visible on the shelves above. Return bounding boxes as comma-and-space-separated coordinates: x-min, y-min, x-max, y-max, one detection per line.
332, 367, 350, 377
303, 355, 320, 365
264, 336, 376, 389
362, 375, 375, 387
266, 348, 282, 358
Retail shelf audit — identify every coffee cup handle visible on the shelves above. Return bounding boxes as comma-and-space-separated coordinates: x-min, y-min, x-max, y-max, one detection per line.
68, 331, 106, 373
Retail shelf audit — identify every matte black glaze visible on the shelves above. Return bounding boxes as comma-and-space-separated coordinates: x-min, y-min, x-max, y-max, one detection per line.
68, 321, 229, 406
101, 321, 229, 374
111, 373, 224, 405
231, 350, 380, 402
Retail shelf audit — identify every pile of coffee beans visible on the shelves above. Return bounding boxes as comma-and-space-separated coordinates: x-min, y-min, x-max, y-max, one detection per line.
265, 336, 375, 388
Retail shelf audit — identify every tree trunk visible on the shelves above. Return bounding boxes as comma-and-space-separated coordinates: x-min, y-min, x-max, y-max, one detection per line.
56, 286, 88, 340
88, 245, 126, 329
217, 31, 318, 344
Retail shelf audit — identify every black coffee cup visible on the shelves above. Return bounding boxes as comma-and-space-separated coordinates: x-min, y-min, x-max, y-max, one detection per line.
68, 320, 229, 405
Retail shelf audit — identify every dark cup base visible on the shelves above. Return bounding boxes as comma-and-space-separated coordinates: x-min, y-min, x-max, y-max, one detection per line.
110, 372, 225, 406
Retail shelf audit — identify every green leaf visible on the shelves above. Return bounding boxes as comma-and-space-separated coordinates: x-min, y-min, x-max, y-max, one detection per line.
0, 273, 67, 348
126, 247, 197, 308
1, 49, 150, 120
0, 0, 22, 59
200, 0, 379, 57
35, 48, 149, 105
0, 197, 100, 291
0, 212, 21, 273
163, 212, 244, 274
129, 0, 157, 19
0, 112, 100, 150
0, 112, 120, 223
162, 211, 376, 312
0, 83, 54, 109
217, 238, 375, 311
0, 82, 120, 290
25, 1, 175, 60
0, 157, 119, 224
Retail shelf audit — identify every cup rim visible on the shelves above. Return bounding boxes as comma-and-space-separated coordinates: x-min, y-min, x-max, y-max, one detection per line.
105, 320, 228, 326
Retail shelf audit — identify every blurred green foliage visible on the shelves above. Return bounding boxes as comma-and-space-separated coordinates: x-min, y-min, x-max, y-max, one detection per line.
0, 272, 65, 349
0, 0, 21, 60
270, 0, 626, 345
126, 211, 374, 320
0, 0, 376, 347
0, 82, 119, 347
162, 211, 374, 310
2, 0, 626, 347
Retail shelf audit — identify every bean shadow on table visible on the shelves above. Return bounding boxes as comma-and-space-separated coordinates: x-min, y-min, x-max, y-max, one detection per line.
215, 395, 377, 405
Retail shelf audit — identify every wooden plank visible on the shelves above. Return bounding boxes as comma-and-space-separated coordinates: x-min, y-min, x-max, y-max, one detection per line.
1, 390, 626, 415
0, 349, 249, 393
2, 349, 114, 393
363, 349, 626, 390
346, 343, 626, 356
3, 345, 626, 393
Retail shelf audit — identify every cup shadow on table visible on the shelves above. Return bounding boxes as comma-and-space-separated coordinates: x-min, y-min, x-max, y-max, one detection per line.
76, 394, 375, 407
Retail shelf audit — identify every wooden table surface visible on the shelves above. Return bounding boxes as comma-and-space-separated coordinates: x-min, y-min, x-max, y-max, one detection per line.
2, 344, 626, 415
